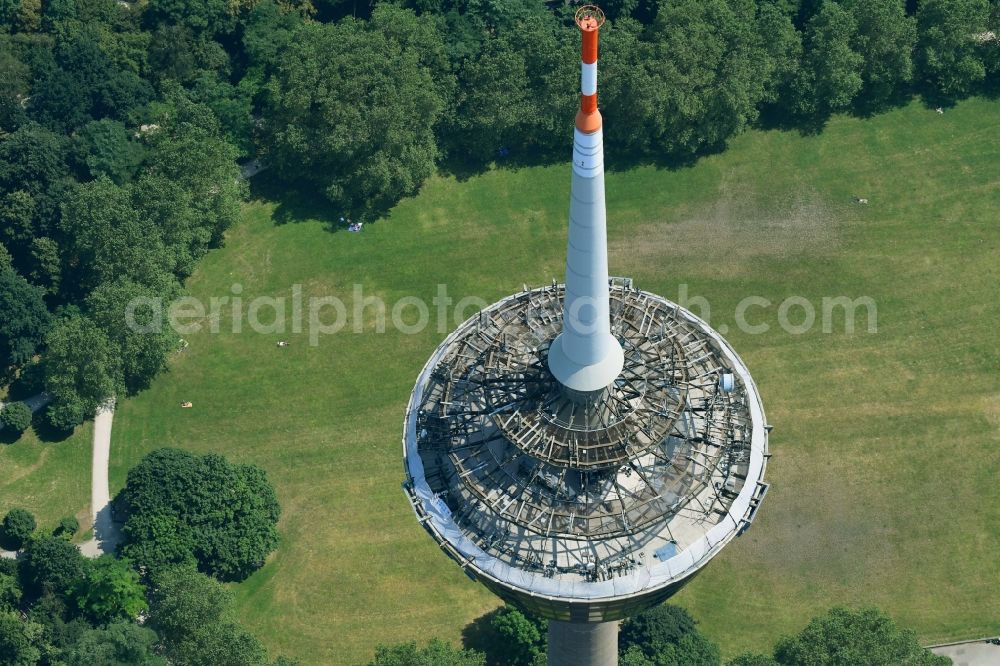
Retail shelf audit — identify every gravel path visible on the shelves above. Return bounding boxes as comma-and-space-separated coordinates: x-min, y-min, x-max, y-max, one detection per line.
80, 402, 120, 558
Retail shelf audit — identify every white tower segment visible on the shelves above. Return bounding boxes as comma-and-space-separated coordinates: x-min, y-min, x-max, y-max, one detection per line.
546, 8, 625, 395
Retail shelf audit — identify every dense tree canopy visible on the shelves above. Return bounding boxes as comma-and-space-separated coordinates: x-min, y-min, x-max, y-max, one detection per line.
772, 607, 950, 666
19, 534, 86, 596
71, 119, 146, 185
600, 0, 769, 160
69, 556, 148, 624
0, 571, 21, 610
42, 314, 119, 430
262, 7, 447, 219
792, 1, 864, 121
0, 530, 290, 665
59, 177, 174, 298
119, 448, 281, 580
0, 609, 43, 666
620, 604, 698, 657
616, 604, 721, 666
148, 566, 274, 666
60, 621, 167, 666
368, 640, 486, 666
843, 0, 917, 112
140, 90, 246, 249
916, 0, 990, 100
86, 279, 177, 396
0, 267, 49, 369
488, 606, 546, 666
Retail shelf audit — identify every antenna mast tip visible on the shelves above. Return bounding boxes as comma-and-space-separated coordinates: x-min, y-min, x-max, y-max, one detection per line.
575, 5, 605, 31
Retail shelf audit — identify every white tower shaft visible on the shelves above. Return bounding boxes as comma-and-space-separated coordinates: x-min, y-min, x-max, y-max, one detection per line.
547, 11, 624, 395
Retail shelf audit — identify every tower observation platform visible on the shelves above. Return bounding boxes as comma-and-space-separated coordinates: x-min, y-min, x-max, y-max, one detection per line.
403, 281, 769, 621
402, 6, 769, 664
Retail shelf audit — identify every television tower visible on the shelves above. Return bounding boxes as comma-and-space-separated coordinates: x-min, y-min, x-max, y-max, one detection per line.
402, 7, 770, 665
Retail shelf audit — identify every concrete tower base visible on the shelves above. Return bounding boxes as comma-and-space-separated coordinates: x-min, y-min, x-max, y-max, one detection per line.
547, 620, 618, 666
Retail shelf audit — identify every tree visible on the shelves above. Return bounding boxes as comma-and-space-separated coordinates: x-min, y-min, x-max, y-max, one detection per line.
70, 556, 148, 624
141, 89, 246, 247
189, 74, 255, 157
0, 37, 30, 98
53, 516, 80, 539
489, 606, 546, 666
503, 13, 578, 156
72, 119, 146, 185
620, 604, 698, 657
440, 37, 532, 162
916, 0, 990, 100
621, 647, 654, 666
755, 1, 803, 108
652, 632, 721, 666
147, 25, 231, 85
0, 124, 67, 198
0, 609, 43, 666
28, 24, 152, 132
117, 513, 198, 574
43, 314, 120, 431
19, 535, 85, 596
242, 0, 304, 71
263, 13, 446, 219
773, 607, 951, 666
146, 0, 235, 35
129, 175, 205, 279
15, 0, 41, 32
617, 604, 722, 665
0, 188, 39, 262
0, 123, 70, 239
791, 1, 863, 122
1, 508, 36, 549
148, 566, 271, 666
0, 0, 21, 27
0, 572, 21, 610
148, 566, 231, 644
86, 278, 177, 395
40, 0, 78, 29
58, 177, 174, 298
601, 0, 768, 160
0, 266, 51, 368
841, 0, 916, 112
987, 0, 1000, 84
0, 402, 33, 434
27, 236, 61, 296
368, 640, 486, 666
61, 621, 167, 666
119, 449, 281, 580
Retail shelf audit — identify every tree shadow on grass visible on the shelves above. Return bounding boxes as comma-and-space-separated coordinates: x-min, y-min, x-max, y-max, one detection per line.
0, 428, 22, 445
248, 171, 345, 232
461, 608, 505, 666
756, 104, 831, 135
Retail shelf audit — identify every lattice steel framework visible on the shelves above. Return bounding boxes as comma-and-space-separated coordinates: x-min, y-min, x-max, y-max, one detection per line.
408, 280, 760, 585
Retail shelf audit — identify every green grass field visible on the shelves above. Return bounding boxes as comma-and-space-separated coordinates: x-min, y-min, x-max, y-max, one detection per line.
2, 97, 999, 662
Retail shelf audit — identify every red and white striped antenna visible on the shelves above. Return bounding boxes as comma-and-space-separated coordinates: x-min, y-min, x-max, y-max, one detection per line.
575, 5, 605, 134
